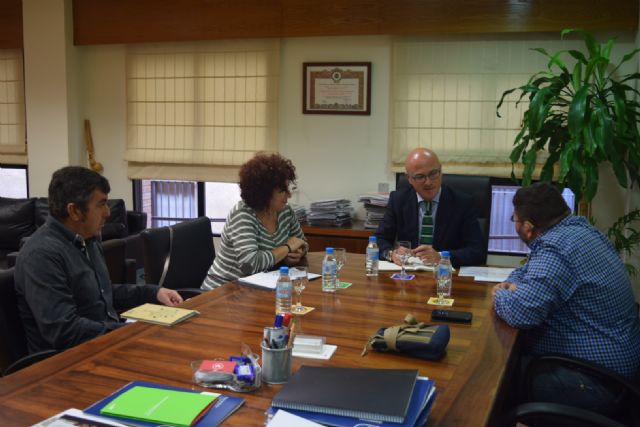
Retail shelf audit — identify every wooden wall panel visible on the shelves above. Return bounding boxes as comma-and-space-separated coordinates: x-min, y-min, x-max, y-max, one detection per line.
72, 0, 282, 45
0, 0, 23, 49
73, 0, 638, 45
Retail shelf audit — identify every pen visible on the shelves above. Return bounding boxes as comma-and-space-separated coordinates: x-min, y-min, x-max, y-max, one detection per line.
274, 314, 283, 327
287, 323, 296, 348
282, 313, 292, 327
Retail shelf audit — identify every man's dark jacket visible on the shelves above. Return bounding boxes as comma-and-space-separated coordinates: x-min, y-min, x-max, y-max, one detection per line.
375, 185, 487, 268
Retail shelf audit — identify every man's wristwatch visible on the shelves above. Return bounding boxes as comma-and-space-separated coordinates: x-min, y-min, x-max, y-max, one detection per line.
284, 243, 293, 253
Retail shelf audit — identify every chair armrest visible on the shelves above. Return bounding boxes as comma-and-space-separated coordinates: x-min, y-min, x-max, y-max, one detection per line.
525, 354, 640, 402
127, 211, 147, 235
6, 251, 18, 268
125, 258, 137, 284
3, 349, 59, 376
123, 234, 145, 269
176, 288, 203, 300
504, 402, 625, 427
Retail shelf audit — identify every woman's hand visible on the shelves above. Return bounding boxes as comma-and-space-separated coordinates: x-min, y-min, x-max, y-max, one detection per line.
287, 236, 307, 252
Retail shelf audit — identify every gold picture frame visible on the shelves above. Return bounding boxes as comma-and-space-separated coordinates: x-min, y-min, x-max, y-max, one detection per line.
303, 62, 371, 115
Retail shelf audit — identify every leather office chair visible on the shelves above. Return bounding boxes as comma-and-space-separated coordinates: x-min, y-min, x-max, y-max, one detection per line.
396, 172, 491, 243
502, 354, 640, 427
102, 238, 137, 284
0, 268, 57, 376
141, 216, 215, 298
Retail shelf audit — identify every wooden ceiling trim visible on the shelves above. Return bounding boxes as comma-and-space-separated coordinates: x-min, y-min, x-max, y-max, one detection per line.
0, 0, 23, 49
73, 0, 638, 45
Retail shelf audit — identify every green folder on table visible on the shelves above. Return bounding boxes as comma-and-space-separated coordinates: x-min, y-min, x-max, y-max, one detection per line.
100, 385, 218, 427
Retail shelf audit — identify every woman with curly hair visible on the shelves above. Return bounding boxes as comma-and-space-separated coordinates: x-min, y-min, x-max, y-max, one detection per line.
201, 153, 307, 289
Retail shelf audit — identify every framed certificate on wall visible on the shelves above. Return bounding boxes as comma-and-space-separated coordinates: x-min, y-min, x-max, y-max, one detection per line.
303, 62, 371, 115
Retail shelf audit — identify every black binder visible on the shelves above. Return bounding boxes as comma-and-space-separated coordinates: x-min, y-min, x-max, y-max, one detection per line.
271, 366, 418, 423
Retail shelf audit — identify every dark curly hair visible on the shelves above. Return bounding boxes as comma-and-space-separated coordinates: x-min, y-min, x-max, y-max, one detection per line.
48, 166, 110, 220
239, 153, 296, 211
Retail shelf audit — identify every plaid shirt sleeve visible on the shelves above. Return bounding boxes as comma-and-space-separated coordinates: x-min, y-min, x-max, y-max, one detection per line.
494, 244, 572, 329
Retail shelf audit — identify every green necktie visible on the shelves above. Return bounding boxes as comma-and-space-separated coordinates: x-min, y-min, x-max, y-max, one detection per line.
420, 201, 433, 245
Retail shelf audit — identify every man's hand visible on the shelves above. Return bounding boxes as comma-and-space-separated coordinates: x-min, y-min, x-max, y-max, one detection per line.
413, 245, 440, 264
391, 246, 412, 265
491, 282, 517, 300
156, 288, 183, 306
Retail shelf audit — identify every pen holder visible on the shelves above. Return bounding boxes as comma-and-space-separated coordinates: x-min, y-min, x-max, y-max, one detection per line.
261, 343, 292, 384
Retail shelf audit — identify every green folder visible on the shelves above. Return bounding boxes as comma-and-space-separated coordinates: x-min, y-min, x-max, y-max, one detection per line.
100, 385, 218, 427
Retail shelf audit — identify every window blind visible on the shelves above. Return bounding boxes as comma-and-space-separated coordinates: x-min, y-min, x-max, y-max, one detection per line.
126, 39, 280, 182
390, 36, 577, 177
0, 49, 26, 165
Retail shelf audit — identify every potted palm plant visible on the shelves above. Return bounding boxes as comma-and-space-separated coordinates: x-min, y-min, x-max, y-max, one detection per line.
497, 29, 640, 275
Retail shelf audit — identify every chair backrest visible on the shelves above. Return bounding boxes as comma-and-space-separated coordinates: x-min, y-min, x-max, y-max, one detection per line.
101, 238, 129, 284
395, 173, 491, 242
0, 268, 28, 373
141, 217, 215, 290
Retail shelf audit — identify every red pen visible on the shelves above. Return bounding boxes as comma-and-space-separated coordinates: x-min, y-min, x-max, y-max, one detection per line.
282, 313, 292, 327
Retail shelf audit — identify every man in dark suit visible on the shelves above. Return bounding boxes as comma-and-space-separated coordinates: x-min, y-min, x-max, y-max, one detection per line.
375, 148, 486, 268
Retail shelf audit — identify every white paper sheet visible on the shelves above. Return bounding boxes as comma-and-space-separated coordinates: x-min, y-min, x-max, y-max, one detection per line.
267, 410, 324, 427
238, 270, 321, 290
458, 266, 515, 283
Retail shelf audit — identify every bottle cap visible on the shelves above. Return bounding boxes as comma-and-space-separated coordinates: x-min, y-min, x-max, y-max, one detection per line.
369, 236, 377, 242
326, 247, 334, 254
279, 266, 289, 274
441, 251, 450, 258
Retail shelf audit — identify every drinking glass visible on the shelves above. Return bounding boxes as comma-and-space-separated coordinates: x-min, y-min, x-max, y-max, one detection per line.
394, 241, 412, 279
291, 267, 308, 313
334, 248, 347, 286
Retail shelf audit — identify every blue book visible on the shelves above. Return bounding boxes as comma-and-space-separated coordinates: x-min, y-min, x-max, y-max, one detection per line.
267, 377, 436, 427
84, 380, 244, 427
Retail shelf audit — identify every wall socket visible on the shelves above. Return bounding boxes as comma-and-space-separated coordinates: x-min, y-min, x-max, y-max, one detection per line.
378, 182, 389, 193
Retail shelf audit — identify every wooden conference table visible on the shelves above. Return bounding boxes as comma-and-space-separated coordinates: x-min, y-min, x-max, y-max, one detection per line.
0, 253, 518, 426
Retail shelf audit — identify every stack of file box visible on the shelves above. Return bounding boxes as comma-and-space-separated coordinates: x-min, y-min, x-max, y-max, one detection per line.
308, 199, 353, 227
358, 193, 389, 229
291, 204, 308, 224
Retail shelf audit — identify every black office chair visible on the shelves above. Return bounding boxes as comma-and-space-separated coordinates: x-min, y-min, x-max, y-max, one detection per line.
102, 238, 137, 284
0, 268, 58, 376
141, 216, 215, 298
396, 172, 491, 243
502, 354, 640, 427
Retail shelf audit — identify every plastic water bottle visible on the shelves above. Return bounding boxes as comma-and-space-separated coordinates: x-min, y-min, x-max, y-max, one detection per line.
322, 247, 337, 292
436, 251, 452, 302
365, 236, 379, 277
275, 266, 292, 314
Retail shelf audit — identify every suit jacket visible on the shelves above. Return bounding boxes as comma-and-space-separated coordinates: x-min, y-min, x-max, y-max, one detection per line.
375, 185, 487, 268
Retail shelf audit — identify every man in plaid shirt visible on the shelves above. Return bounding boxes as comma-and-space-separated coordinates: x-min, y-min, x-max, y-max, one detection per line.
493, 183, 640, 412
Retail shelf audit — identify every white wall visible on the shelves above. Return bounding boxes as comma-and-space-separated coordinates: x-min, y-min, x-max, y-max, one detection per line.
279, 36, 395, 218
22, 0, 73, 196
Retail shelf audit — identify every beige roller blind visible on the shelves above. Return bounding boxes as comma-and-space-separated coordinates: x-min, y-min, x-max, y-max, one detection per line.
0, 49, 26, 165
390, 36, 538, 177
126, 39, 280, 181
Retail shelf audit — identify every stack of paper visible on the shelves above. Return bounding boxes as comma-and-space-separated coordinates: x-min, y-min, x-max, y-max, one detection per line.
308, 199, 353, 227
358, 193, 389, 229
267, 366, 436, 427
458, 266, 515, 283
239, 270, 321, 290
291, 204, 308, 224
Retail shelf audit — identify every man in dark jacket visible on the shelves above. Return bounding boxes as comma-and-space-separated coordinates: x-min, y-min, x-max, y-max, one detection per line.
375, 148, 486, 268
15, 166, 182, 354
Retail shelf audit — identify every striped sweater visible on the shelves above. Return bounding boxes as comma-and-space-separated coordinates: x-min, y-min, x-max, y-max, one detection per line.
201, 201, 305, 289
